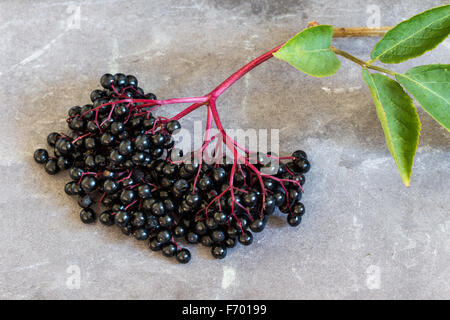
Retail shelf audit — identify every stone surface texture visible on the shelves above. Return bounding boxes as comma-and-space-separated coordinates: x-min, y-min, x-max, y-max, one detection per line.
0, 0, 449, 299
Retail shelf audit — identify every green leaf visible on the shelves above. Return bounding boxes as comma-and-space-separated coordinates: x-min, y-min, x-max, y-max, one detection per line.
273, 25, 340, 77
396, 64, 450, 130
371, 5, 450, 64
362, 70, 421, 186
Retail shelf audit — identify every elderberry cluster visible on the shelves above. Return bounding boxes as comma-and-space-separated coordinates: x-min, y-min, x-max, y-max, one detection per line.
33, 73, 310, 264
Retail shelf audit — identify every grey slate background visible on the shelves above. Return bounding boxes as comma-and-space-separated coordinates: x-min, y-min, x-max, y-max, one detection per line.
0, 0, 449, 299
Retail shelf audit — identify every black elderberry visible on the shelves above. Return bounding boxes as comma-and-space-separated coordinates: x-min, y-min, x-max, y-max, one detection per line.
99, 210, 115, 226
115, 210, 130, 226
287, 214, 302, 227
78, 194, 93, 208
194, 221, 207, 235
292, 150, 307, 160
250, 218, 266, 233
100, 73, 115, 89
186, 231, 199, 244
135, 135, 149, 151
127, 75, 138, 88
110, 122, 124, 136
121, 223, 133, 236
198, 175, 213, 191
109, 149, 123, 164
44, 159, 59, 175
131, 211, 146, 228
80, 208, 95, 224
151, 201, 165, 216
294, 158, 311, 173
90, 89, 104, 102
134, 228, 150, 241
120, 189, 135, 205
145, 215, 159, 229
211, 230, 225, 243
56, 139, 73, 155
34, 149, 49, 164
56, 156, 71, 171
159, 214, 173, 228
238, 230, 253, 246
176, 249, 191, 264
211, 245, 227, 259
166, 120, 181, 134
213, 211, 228, 225
81, 176, 97, 193
68, 106, 81, 117
149, 238, 163, 251
162, 243, 178, 257
173, 225, 185, 238
292, 202, 305, 216
224, 237, 237, 248
46, 133, 60, 147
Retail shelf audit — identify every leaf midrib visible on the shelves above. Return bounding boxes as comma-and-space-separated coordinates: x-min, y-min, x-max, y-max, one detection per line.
397, 73, 449, 104
372, 12, 450, 61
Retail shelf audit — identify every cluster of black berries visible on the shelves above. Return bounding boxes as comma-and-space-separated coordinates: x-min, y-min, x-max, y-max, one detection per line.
33, 73, 310, 264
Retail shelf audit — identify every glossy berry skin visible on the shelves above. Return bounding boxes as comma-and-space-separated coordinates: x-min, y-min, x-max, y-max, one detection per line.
166, 120, 181, 134
77, 194, 93, 208
159, 214, 173, 228
194, 221, 207, 235
238, 231, 253, 246
211, 230, 225, 242
173, 225, 185, 238
151, 202, 165, 216
294, 158, 311, 173
114, 210, 130, 226
288, 214, 302, 227
57, 156, 72, 170
103, 179, 118, 194
34, 149, 49, 164
162, 243, 178, 257
81, 176, 97, 193
131, 211, 146, 228
211, 245, 227, 259
176, 249, 191, 264
156, 230, 172, 244
46, 133, 60, 147
137, 184, 151, 199
80, 208, 95, 224
213, 211, 228, 225
292, 150, 307, 160
134, 135, 149, 151
225, 237, 237, 248
120, 189, 135, 204
292, 202, 305, 216
149, 238, 163, 251
121, 223, 133, 236
250, 218, 266, 233
100, 73, 114, 89
99, 210, 114, 226
134, 228, 149, 240
186, 231, 199, 244
44, 159, 59, 175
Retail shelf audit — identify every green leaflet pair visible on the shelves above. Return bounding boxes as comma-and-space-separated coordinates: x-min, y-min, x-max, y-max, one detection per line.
274, 4, 450, 186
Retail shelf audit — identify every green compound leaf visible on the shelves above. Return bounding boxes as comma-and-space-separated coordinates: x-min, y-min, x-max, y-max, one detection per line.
363, 70, 421, 186
274, 25, 340, 77
396, 64, 450, 131
371, 4, 450, 64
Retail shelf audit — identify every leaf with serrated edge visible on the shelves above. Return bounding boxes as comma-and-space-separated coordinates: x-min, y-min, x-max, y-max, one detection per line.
363, 70, 421, 186
274, 25, 340, 77
396, 64, 450, 131
371, 5, 450, 64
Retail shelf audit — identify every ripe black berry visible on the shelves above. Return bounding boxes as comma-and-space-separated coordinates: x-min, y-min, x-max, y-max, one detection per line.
34, 149, 49, 164
80, 208, 95, 224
